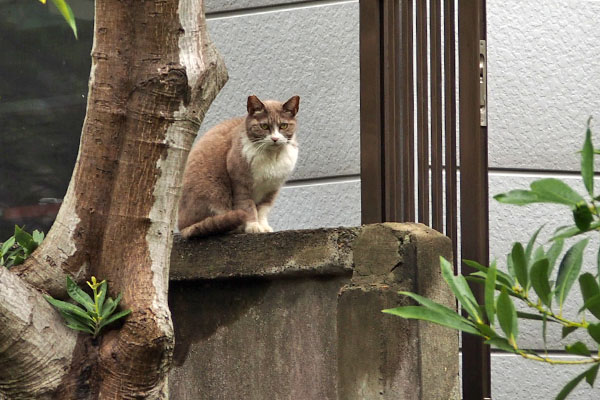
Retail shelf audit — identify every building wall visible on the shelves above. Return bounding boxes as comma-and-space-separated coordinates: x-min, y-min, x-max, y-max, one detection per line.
204, 0, 600, 398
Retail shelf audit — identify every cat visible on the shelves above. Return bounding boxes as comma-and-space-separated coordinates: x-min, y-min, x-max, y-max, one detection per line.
177, 95, 300, 238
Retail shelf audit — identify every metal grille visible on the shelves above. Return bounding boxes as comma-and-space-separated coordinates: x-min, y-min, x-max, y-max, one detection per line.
359, 1, 490, 398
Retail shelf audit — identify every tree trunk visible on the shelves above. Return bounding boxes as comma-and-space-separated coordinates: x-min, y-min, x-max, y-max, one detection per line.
1, 0, 226, 398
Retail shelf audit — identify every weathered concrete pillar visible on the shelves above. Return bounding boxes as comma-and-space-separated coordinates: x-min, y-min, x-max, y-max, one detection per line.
337, 223, 459, 400
168, 223, 459, 399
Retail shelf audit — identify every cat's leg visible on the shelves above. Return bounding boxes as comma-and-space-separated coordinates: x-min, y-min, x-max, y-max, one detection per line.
256, 191, 278, 232
231, 181, 264, 233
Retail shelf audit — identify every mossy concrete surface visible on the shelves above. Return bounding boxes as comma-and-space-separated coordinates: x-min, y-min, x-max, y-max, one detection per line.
168, 223, 459, 399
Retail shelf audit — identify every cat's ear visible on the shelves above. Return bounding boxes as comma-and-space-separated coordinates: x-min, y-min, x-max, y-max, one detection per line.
282, 95, 300, 116
247, 95, 265, 115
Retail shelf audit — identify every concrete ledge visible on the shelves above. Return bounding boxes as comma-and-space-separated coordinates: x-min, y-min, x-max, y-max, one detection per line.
168, 223, 459, 400
170, 227, 358, 280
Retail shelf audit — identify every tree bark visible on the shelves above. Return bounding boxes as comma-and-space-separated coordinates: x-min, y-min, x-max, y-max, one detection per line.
1, 0, 226, 398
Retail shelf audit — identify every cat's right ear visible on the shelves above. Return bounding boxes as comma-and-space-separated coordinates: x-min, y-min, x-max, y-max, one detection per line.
247, 95, 265, 115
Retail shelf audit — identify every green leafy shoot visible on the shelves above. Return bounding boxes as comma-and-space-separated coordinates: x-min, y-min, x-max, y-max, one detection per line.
1, 225, 44, 269
45, 276, 131, 338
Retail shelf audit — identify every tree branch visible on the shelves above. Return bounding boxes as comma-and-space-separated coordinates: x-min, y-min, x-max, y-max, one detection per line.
0, 267, 78, 399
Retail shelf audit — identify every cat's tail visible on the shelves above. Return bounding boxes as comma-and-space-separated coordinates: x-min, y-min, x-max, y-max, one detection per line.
180, 209, 248, 239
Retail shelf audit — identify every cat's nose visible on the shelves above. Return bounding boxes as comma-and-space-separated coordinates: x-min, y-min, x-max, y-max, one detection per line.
271, 136, 279, 142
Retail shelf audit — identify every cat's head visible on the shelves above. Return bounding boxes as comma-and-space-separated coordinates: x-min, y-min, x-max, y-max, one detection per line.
245, 95, 300, 149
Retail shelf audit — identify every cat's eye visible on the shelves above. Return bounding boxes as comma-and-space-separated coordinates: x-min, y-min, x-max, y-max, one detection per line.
260, 123, 269, 130
280, 123, 288, 129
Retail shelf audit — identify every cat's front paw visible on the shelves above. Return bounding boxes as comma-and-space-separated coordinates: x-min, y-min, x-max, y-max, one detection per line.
259, 222, 273, 232
245, 221, 264, 233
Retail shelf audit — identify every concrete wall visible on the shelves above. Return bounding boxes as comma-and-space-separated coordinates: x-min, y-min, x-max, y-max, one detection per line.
168, 223, 459, 399
202, 0, 600, 398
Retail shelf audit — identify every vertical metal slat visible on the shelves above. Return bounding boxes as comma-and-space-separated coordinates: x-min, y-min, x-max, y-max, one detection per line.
416, 0, 429, 225
444, 0, 458, 269
401, 0, 415, 222
430, 0, 443, 231
359, 0, 384, 224
382, 0, 403, 222
458, 0, 491, 399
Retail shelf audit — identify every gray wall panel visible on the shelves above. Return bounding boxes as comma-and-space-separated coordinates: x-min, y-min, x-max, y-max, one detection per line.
488, 0, 600, 171
492, 354, 600, 399
204, 1, 360, 180
269, 179, 361, 231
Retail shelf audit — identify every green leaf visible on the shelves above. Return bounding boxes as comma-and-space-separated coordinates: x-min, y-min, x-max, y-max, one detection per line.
556, 367, 594, 400
50, 0, 78, 39
525, 226, 544, 266
555, 239, 589, 309
565, 341, 591, 357
8, 254, 25, 268
582, 120, 594, 197
530, 258, 552, 307
398, 292, 460, 319
551, 221, 600, 241
98, 309, 131, 329
441, 257, 482, 323
32, 230, 44, 245
511, 243, 528, 290
1, 237, 15, 256
485, 262, 497, 325
578, 294, 600, 316
579, 273, 600, 319
573, 202, 593, 231
464, 259, 515, 288
547, 238, 565, 275
485, 337, 518, 354
44, 296, 93, 322
507, 252, 516, 280
586, 364, 599, 388
497, 287, 518, 346
97, 281, 107, 313
383, 306, 482, 336
101, 294, 122, 319
587, 323, 600, 344
530, 178, 585, 206
494, 190, 541, 205
562, 326, 578, 339
66, 276, 95, 313
532, 246, 546, 264
14, 226, 36, 254
59, 310, 95, 330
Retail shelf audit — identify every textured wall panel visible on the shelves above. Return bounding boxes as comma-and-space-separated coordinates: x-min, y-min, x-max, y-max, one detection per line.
488, 0, 600, 171
269, 179, 361, 231
204, 2, 360, 180
492, 354, 600, 399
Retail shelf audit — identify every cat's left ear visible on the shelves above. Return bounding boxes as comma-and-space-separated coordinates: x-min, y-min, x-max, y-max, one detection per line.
282, 95, 300, 116
247, 95, 266, 115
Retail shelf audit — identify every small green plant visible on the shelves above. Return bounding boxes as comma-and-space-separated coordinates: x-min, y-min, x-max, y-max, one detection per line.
45, 276, 132, 338
384, 119, 600, 399
1, 225, 44, 268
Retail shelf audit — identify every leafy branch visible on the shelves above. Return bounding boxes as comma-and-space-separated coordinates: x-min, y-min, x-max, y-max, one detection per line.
1, 225, 44, 269
45, 276, 131, 338
385, 119, 600, 399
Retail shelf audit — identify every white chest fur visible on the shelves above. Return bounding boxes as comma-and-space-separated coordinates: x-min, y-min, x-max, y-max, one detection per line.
242, 139, 298, 203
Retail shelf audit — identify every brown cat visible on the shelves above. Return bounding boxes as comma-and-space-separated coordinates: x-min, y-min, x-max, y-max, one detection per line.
177, 95, 300, 238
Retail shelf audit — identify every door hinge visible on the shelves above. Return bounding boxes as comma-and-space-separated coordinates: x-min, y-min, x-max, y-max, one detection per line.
479, 40, 487, 127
